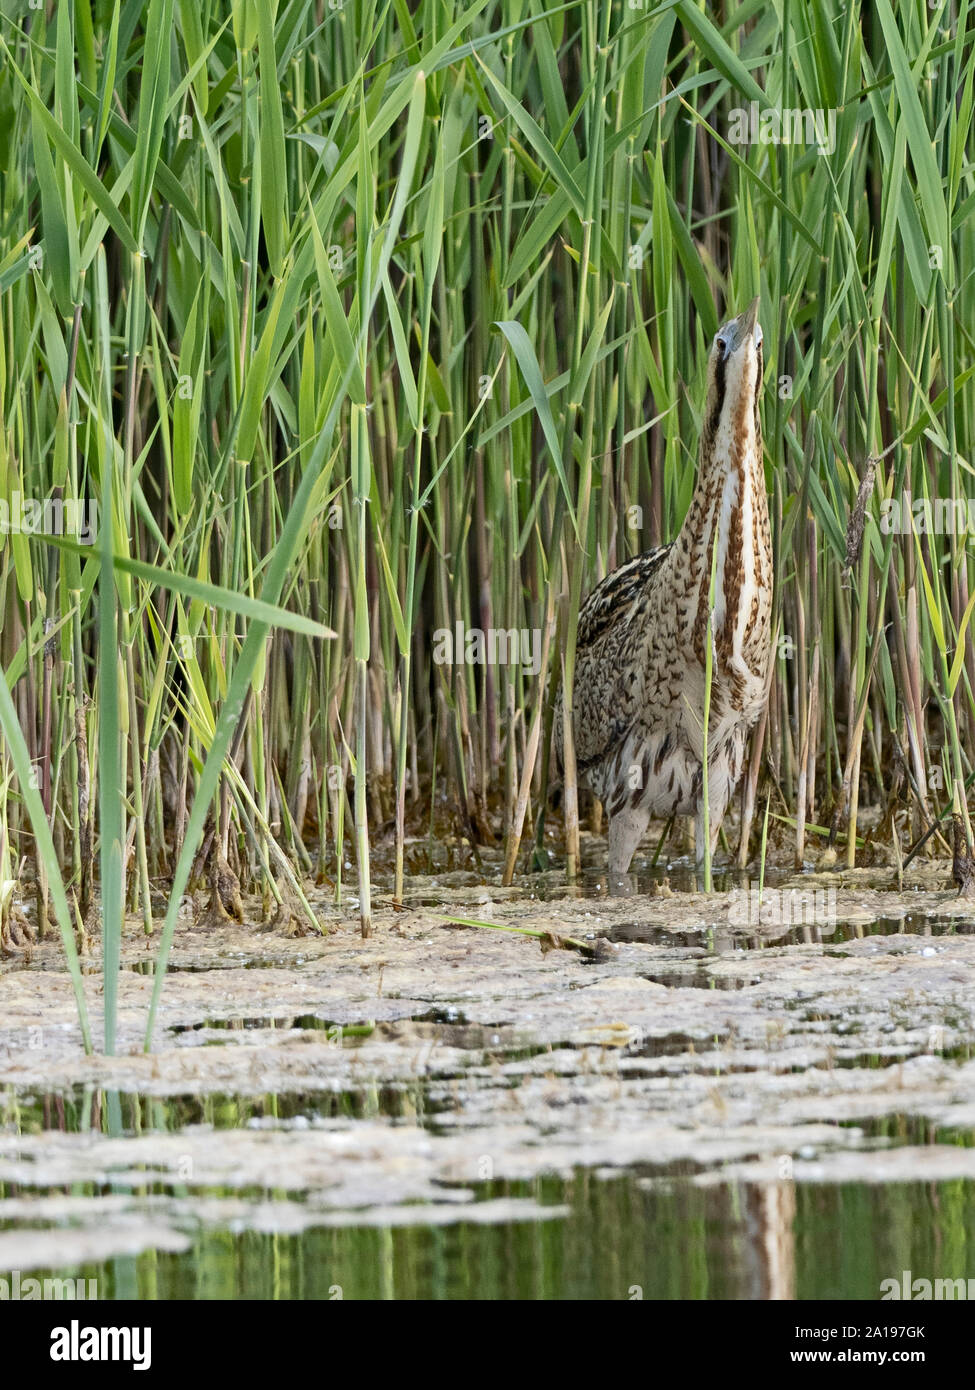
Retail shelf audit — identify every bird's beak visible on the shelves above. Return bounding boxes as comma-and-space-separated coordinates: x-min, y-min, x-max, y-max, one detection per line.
726, 296, 760, 353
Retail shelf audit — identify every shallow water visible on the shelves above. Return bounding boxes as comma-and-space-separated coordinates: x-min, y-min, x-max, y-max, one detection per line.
3, 853, 975, 1300
5, 1169, 975, 1300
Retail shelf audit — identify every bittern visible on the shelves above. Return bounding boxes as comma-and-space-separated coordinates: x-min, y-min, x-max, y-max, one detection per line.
554, 297, 772, 874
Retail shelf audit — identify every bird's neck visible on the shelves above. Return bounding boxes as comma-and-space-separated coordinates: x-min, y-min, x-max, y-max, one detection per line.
668, 416, 771, 673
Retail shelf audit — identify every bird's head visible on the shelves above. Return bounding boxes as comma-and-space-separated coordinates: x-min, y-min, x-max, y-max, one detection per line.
700, 296, 763, 460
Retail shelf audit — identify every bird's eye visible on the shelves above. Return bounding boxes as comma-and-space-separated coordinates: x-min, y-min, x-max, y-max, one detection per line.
716, 334, 730, 359
755, 324, 764, 348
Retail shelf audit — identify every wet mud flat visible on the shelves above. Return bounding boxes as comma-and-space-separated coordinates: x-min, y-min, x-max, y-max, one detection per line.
3, 860, 975, 1297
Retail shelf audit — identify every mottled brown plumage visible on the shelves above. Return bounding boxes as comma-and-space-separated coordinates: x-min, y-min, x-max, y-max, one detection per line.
554, 298, 772, 874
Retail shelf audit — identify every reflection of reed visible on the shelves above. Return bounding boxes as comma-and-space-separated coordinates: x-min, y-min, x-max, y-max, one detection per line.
745, 1180, 797, 1300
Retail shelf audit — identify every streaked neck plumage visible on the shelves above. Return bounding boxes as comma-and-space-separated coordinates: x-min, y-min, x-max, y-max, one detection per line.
665, 297, 772, 698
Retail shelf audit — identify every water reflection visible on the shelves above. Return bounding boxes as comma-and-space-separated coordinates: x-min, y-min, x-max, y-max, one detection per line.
744, 1180, 796, 1300
6, 1171, 975, 1299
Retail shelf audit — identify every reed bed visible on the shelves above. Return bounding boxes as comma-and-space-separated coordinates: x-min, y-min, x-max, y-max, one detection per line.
0, 0, 972, 1051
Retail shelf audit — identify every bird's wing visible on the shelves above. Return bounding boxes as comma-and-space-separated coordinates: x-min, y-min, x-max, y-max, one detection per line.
575, 544, 673, 650
568, 544, 673, 773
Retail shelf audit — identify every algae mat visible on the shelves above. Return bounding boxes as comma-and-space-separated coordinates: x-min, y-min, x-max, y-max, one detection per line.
2, 872, 975, 1297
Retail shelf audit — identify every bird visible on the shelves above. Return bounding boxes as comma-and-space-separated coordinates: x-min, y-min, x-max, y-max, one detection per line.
554, 296, 772, 876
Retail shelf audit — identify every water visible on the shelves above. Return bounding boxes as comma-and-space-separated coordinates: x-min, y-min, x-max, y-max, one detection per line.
5, 1172, 975, 1299
4, 1079, 975, 1299
605, 913, 974, 949
4, 857, 975, 1301
5, 1084, 445, 1133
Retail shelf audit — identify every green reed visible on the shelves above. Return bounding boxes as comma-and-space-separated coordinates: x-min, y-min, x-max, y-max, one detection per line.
0, 0, 971, 1053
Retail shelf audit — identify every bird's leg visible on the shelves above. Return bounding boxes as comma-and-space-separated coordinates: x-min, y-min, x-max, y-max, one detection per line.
695, 790, 728, 865
608, 804, 651, 877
